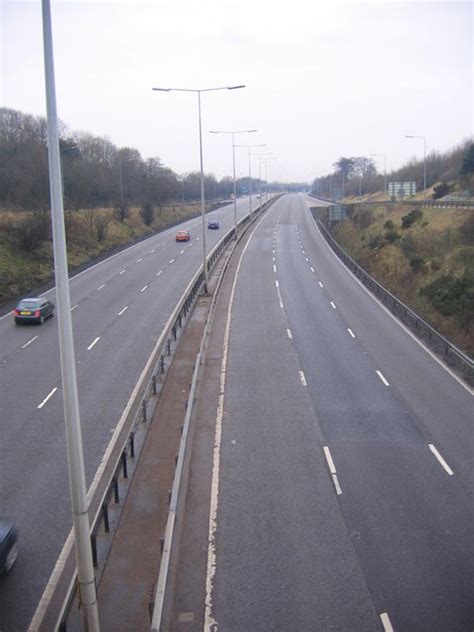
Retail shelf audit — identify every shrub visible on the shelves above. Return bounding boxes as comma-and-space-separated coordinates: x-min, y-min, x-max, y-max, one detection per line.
369, 234, 384, 250
410, 255, 426, 272
8, 211, 51, 252
383, 220, 395, 230
421, 273, 474, 332
94, 215, 110, 243
140, 202, 155, 226
113, 201, 130, 223
385, 230, 400, 244
432, 182, 453, 199
401, 209, 423, 229
354, 208, 373, 229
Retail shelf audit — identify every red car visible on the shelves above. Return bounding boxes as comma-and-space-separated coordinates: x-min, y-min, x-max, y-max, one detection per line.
175, 230, 191, 242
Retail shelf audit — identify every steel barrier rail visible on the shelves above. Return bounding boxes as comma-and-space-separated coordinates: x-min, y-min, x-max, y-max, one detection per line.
314, 217, 474, 386
52, 197, 277, 631
308, 193, 474, 209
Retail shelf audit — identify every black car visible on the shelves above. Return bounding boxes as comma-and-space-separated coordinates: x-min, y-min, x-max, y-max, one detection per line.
14, 297, 54, 325
208, 220, 220, 230
0, 519, 18, 574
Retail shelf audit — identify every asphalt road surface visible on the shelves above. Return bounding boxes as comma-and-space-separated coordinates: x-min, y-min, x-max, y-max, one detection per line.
0, 196, 259, 632
203, 194, 473, 631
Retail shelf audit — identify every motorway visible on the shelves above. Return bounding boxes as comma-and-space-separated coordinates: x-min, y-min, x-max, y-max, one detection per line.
196, 194, 473, 631
0, 196, 258, 632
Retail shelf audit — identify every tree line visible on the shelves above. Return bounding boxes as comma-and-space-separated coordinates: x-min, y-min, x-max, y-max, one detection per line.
312, 140, 474, 198
0, 107, 265, 213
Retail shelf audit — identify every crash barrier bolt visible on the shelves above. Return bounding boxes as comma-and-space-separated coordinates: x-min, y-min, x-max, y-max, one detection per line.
142, 401, 147, 423
91, 533, 98, 567
152, 375, 157, 395
130, 432, 135, 458
121, 451, 128, 479
103, 503, 110, 533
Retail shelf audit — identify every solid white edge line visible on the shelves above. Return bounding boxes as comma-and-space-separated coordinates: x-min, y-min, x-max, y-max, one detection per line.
87, 336, 100, 351
302, 197, 473, 395
287, 328, 293, 339
376, 370, 390, 386
22, 335, 39, 349
299, 370, 307, 386
380, 612, 394, 632
204, 208, 270, 632
323, 446, 337, 474
429, 444, 454, 475
118, 306, 128, 316
37, 387, 58, 409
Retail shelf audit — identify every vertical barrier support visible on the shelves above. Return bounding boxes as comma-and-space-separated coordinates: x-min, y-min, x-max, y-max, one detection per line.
103, 503, 110, 533
130, 431, 135, 458
121, 450, 128, 479
113, 476, 119, 503
142, 400, 147, 423
152, 375, 157, 395
91, 534, 98, 567
160, 355, 165, 373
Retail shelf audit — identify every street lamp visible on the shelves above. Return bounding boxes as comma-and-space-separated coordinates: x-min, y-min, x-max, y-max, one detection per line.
261, 157, 277, 203
404, 135, 427, 192
234, 144, 266, 217
255, 152, 274, 205
152, 84, 245, 292
370, 153, 387, 196
209, 129, 257, 238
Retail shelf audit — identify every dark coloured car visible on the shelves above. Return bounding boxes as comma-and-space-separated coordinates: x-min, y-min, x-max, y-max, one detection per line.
14, 297, 54, 325
208, 220, 220, 230
0, 519, 18, 574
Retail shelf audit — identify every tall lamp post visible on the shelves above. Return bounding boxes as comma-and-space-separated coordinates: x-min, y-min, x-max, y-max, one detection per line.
209, 129, 257, 238
41, 1, 100, 630
152, 84, 245, 292
370, 153, 387, 196
405, 135, 427, 192
235, 144, 266, 217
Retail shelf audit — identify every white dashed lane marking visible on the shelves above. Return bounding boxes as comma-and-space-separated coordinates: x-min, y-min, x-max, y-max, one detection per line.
156, 270, 162, 277
22, 335, 39, 349
287, 329, 293, 339
347, 328, 356, 338
429, 444, 454, 476
380, 612, 394, 632
37, 387, 58, 409
323, 446, 343, 495
330, 301, 337, 309
169, 259, 174, 264
376, 370, 390, 386
299, 370, 307, 386
318, 281, 324, 288
118, 306, 128, 316
97, 284, 105, 291
119, 269, 126, 275
140, 285, 148, 293
87, 337, 100, 351
70, 304, 78, 312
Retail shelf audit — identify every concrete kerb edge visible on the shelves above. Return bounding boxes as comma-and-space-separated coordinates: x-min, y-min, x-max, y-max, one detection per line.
149, 197, 279, 632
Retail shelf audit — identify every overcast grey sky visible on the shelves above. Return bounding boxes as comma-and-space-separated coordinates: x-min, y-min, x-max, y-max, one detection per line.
1, 0, 473, 182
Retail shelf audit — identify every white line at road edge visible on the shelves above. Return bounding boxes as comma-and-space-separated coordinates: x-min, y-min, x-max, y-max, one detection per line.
302, 197, 473, 395
37, 387, 58, 409
87, 336, 100, 351
380, 612, 394, 632
429, 444, 454, 475
204, 209, 270, 632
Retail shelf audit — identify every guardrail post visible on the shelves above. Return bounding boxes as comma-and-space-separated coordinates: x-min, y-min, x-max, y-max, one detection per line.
142, 400, 147, 423
167, 339, 171, 356
152, 375, 157, 395
113, 476, 119, 503
130, 431, 135, 458
178, 314, 182, 329
103, 502, 110, 533
160, 354, 165, 373
172, 325, 177, 341
91, 533, 98, 567
121, 450, 128, 479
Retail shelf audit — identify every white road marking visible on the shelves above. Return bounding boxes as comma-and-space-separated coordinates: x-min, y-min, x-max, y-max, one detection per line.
273, 265, 277, 272
180, 249, 185, 254
323, 446, 337, 474
380, 612, 394, 632
118, 306, 128, 316
87, 336, 100, 351
302, 250, 306, 254
287, 329, 293, 339
318, 281, 324, 288
196, 237, 200, 240
22, 335, 39, 349
376, 370, 390, 386
37, 387, 58, 409
272, 256, 276, 262
323, 446, 343, 495
310, 267, 315, 272
330, 301, 337, 309
276, 288, 285, 309
137, 258, 142, 262
169, 259, 174, 264
140, 285, 148, 293
150, 248, 156, 253
347, 328, 356, 338
275, 280, 279, 288
97, 284, 105, 291
299, 370, 307, 386
119, 269, 126, 275
156, 270, 163, 277
70, 304, 78, 312
429, 444, 454, 475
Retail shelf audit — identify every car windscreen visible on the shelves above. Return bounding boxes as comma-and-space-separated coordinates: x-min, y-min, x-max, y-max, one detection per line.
18, 300, 39, 309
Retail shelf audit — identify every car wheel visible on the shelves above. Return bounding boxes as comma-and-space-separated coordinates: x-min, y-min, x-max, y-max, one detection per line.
3, 543, 18, 573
